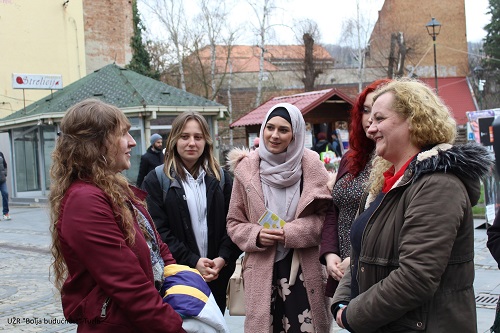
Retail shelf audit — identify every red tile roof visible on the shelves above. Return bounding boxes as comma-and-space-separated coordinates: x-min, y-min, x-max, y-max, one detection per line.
230, 77, 476, 128
230, 88, 354, 128
194, 45, 333, 73
420, 77, 476, 125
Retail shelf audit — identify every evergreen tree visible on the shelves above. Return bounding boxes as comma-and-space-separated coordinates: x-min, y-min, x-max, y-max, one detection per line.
126, 0, 160, 80
483, 0, 500, 72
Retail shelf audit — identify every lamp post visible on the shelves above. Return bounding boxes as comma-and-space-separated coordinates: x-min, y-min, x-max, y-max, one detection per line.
426, 17, 442, 94
474, 65, 485, 110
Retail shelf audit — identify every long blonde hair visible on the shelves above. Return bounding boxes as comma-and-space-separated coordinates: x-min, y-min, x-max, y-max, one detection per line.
163, 111, 221, 180
49, 99, 136, 292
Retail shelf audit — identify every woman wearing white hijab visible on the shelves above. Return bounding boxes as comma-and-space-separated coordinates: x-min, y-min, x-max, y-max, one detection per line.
227, 103, 332, 333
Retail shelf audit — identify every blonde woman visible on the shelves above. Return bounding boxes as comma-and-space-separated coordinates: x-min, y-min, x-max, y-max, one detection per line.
333, 79, 493, 332
141, 111, 241, 313
49, 99, 185, 333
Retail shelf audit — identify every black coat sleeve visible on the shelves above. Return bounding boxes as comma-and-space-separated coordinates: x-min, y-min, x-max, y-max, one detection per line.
142, 169, 200, 268
136, 154, 149, 188
487, 209, 500, 268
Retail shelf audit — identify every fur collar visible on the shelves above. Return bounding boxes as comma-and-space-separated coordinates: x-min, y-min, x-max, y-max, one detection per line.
413, 142, 493, 182
226, 147, 253, 173
365, 142, 493, 209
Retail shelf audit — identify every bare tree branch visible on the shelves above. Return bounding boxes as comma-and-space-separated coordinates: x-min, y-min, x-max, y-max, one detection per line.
142, 0, 189, 91
247, 0, 278, 107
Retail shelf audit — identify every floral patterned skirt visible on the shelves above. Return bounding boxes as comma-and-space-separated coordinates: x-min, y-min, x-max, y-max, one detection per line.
271, 250, 314, 333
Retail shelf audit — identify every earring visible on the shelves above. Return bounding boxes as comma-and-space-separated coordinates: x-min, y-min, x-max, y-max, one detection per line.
101, 155, 107, 164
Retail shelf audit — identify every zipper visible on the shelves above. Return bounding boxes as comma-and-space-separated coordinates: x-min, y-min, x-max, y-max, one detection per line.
100, 297, 110, 318
356, 173, 413, 283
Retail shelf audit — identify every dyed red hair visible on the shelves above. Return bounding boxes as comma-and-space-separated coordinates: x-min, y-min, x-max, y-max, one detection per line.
348, 79, 392, 176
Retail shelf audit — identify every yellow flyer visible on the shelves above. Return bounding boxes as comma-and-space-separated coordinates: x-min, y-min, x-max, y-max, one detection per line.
258, 210, 286, 229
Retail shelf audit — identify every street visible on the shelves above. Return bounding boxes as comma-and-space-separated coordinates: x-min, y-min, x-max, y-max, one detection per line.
0, 206, 245, 333
0, 206, 499, 332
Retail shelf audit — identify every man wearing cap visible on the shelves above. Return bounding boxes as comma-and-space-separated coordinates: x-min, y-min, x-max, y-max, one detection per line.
136, 133, 164, 188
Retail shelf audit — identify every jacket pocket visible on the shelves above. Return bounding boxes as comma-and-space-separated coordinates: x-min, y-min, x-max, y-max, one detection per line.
80, 290, 133, 330
63, 285, 109, 325
80, 286, 110, 325
380, 304, 428, 332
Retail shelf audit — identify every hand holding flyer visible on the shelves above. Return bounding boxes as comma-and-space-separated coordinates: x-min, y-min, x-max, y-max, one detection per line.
258, 210, 286, 229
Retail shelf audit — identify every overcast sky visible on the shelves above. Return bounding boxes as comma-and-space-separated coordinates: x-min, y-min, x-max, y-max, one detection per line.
140, 0, 491, 45
258, 0, 490, 44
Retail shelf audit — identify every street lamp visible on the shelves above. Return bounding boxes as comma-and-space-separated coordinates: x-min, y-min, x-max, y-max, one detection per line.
473, 65, 485, 110
426, 17, 442, 94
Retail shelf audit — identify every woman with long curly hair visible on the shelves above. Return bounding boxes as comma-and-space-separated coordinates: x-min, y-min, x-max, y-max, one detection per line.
333, 78, 492, 332
141, 111, 241, 313
320, 79, 391, 298
49, 99, 185, 333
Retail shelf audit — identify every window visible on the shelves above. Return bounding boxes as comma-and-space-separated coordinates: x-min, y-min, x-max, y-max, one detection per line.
13, 126, 40, 192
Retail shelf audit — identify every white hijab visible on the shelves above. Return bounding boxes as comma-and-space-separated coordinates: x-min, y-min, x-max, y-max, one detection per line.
258, 103, 305, 224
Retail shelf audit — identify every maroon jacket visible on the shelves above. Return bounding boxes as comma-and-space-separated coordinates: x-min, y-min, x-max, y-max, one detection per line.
319, 151, 352, 297
57, 180, 185, 333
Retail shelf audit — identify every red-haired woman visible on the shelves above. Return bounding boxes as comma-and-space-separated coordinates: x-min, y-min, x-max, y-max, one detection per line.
319, 79, 391, 297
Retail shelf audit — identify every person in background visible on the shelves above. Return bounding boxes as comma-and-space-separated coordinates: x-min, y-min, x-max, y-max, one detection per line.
0, 151, 10, 220
332, 78, 493, 332
330, 132, 343, 157
141, 111, 240, 313
49, 99, 185, 333
226, 103, 332, 333
320, 79, 391, 297
487, 116, 500, 261
487, 116, 500, 332
312, 132, 332, 156
136, 133, 164, 188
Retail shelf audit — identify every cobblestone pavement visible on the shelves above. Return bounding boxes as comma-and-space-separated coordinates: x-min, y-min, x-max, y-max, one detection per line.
0, 206, 498, 332
0, 207, 77, 332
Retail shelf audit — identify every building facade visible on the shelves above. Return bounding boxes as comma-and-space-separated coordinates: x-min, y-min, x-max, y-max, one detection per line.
0, 0, 133, 119
0, 64, 227, 203
366, 0, 469, 79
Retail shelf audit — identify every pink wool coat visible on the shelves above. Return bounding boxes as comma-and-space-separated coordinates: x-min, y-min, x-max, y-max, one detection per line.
227, 148, 332, 333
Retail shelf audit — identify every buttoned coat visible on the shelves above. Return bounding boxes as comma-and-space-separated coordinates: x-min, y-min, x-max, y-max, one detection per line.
227, 148, 332, 333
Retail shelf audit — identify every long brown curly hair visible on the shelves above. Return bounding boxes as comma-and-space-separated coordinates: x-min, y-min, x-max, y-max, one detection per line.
49, 99, 136, 292
163, 111, 221, 181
